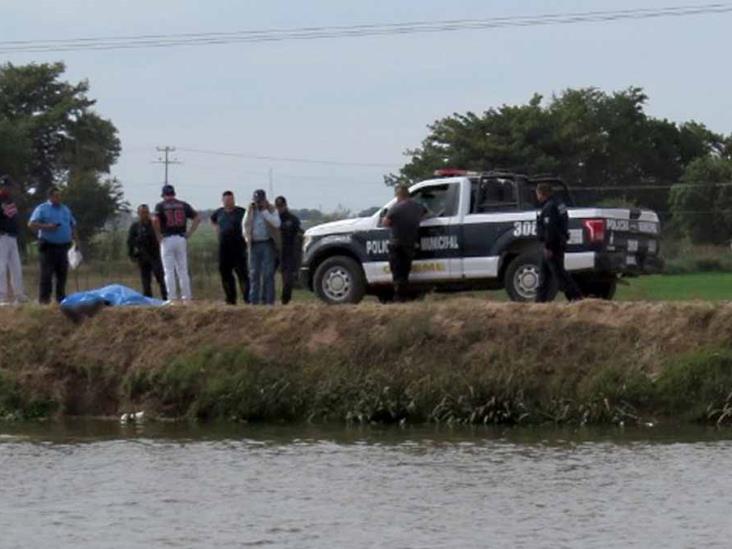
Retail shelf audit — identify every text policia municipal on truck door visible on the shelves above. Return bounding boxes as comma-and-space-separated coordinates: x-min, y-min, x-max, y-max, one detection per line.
365, 235, 460, 256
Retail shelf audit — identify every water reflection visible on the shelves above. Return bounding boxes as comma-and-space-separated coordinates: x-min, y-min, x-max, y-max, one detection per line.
1, 421, 731, 549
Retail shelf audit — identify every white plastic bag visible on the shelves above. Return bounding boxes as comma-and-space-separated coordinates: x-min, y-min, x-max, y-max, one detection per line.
68, 244, 83, 270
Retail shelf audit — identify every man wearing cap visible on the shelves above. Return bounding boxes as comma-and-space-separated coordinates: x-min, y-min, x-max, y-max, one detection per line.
211, 190, 249, 305
243, 189, 281, 305
153, 185, 200, 301
0, 176, 27, 304
28, 186, 79, 304
128, 204, 167, 300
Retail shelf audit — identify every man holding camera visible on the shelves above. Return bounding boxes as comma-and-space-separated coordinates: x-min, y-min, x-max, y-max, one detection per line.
243, 189, 280, 305
0, 176, 27, 304
28, 187, 78, 304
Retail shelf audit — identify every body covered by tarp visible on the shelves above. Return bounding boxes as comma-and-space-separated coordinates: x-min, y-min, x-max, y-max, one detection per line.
61, 284, 165, 316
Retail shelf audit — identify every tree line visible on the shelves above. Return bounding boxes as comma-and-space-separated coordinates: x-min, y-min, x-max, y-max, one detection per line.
2, 63, 730, 249
387, 87, 732, 244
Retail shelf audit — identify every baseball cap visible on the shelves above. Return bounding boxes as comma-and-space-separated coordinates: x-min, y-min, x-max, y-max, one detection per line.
161, 184, 176, 197
252, 189, 266, 202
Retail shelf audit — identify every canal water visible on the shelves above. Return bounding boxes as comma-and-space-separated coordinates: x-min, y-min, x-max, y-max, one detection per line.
1, 421, 731, 548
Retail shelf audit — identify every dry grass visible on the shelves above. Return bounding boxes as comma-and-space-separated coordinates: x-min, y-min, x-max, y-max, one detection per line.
1, 300, 732, 424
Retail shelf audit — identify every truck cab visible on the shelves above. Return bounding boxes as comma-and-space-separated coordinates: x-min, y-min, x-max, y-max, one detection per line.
301, 171, 662, 303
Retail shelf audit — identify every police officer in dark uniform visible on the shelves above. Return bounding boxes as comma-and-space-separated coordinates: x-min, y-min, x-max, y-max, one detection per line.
127, 204, 167, 300
535, 182, 582, 303
383, 185, 427, 302
211, 190, 250, 305
274, 196, 302, 305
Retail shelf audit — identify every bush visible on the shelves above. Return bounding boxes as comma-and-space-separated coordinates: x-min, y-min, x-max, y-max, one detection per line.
656, 348, 732, 423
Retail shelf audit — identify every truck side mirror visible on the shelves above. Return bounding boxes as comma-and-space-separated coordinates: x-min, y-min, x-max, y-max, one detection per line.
377, 208, 388, 226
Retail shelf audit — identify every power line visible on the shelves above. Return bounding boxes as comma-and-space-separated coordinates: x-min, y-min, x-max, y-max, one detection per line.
571, 182, 732, 191
177, 146, 399, 168
1, 3, 730, 53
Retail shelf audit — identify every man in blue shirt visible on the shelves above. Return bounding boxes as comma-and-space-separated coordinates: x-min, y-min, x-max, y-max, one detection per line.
28, 187, 78, 304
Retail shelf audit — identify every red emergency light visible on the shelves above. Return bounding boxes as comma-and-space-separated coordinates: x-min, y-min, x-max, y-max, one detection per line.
433, 168, 474, 177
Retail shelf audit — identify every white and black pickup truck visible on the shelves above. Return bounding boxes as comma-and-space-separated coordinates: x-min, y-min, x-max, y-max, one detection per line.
300, 170, 662, 303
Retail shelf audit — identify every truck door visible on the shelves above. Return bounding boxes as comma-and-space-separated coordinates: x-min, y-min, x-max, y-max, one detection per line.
461, 176, 524, 279
409, 181, 462, 280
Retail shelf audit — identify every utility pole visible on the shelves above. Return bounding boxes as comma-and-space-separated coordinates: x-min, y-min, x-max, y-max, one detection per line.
268, 168, 274, 197
153, 146, 181, 185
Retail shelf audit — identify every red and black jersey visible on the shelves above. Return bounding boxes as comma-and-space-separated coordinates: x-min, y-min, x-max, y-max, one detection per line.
0, 199, 19, 235
154, 199, 196, 237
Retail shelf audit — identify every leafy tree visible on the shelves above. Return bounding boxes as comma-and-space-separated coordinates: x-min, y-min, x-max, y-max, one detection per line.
0, 62, 124, 247
389, 87, 724, 213
669, 157, 732, 244
0, 119, 31, 180
62, 172, 129, 245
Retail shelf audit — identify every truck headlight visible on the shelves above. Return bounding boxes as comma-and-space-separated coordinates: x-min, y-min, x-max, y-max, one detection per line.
303, 234, 313, 252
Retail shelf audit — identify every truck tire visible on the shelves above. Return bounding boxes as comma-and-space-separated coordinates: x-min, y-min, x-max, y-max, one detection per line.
504, 252, 557, 302
313, 255, 366, 304
577, 277, 617, 300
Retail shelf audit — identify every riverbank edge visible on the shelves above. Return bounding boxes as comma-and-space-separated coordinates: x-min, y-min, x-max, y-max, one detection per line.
1, 300, 731, 425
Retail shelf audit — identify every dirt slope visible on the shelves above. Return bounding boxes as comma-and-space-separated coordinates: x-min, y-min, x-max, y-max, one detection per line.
1, 300, 731, 423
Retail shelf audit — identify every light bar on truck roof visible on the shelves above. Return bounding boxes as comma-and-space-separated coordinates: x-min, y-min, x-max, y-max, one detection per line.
433, 168, 478, 177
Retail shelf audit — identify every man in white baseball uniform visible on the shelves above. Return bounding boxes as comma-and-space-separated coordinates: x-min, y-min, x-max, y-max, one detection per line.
0, 176, 26, 304
152, 184, 200, 301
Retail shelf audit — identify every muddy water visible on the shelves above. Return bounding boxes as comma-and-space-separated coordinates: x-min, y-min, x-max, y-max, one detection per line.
1, 422, 731, 549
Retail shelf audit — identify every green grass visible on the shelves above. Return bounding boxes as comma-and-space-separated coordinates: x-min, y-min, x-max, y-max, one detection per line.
617, 273, 732, 302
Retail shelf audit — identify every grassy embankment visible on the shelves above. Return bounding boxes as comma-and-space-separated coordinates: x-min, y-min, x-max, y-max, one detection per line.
1, 301, 731, 426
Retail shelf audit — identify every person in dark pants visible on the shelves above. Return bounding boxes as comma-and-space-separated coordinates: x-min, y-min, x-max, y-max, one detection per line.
28, 187, 78, 304
127, 204, 167, 300
535, 182, 583, 303
383, 185, 427, 302
211, 191, 249, 305
274, 196, 302, 305
243, 189, 281, 305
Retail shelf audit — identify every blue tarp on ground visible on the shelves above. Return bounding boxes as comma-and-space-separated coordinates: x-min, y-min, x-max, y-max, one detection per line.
61, 284, 165, 311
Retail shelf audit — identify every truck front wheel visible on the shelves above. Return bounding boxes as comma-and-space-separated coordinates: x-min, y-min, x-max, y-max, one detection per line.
504, 252, 557, 302
313, 255, 366, 304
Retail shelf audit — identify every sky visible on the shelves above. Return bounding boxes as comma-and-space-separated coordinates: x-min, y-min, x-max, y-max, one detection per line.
2, 0, 731, 212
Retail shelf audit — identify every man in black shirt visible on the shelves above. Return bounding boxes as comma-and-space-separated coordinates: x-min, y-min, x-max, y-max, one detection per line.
274, 196, 302, 304
0, 175, 26, 304
128, 204, 167, 300
383, 185, 427, 302
153, 185, 200, 301
535, 183, 582, 303
211, 190, 250, 305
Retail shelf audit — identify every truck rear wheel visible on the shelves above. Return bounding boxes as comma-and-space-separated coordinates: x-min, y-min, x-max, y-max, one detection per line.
313, 256, 366, 304
504, 252, 557, 302
577, 277, 617, 300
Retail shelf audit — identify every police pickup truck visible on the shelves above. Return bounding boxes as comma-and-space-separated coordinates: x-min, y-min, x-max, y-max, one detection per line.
300, 170, 662, 303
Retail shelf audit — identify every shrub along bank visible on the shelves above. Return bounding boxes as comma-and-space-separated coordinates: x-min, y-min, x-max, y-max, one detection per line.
1, 301, 731, 426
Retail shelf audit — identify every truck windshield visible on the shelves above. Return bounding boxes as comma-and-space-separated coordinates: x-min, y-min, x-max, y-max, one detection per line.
410, 183, 459, 218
